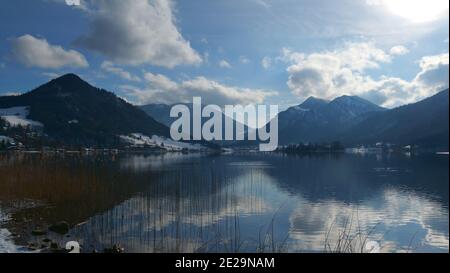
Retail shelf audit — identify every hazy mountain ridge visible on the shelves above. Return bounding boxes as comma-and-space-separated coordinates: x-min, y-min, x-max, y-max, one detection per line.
140, 104, 173, 127
140, 103, 253, 146
341, 89, 449, 149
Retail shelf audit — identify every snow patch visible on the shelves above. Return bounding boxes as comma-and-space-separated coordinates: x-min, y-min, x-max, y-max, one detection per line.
120, 133, 207, 151
0, 106, 43, 128
292, 106, 310, 112
0, 211, 20, 253
68, 119, 79, 124
0, 135, 14, 144
0, 229, 19, 253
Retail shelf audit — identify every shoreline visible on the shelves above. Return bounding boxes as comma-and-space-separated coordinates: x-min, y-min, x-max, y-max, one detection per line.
0, 212, 23, 253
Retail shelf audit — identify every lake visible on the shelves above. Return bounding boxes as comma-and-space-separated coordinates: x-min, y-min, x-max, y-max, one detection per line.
0, 152, 448, 253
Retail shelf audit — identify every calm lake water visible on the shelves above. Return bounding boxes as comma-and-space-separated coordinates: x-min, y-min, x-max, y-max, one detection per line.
0, 152, 448, 253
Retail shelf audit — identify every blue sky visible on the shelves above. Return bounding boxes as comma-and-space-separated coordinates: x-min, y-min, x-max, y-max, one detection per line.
0, 0, 448, 110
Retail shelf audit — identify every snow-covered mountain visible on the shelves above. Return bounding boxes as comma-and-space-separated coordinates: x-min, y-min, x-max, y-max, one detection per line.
0, 106, 43, 128
297, 97, 329, 111
327, 95, 384, 121
278, 95, 386, 144
277, 90, 449, 150
0, 74, 169, 147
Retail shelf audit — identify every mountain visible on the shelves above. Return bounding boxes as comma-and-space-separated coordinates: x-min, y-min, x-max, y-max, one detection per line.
278, 95, 385, 144
326, 95, 384, 121
5, 74, 444, 150
0, 74, 169, 147
140, 103, 252, 145
342, 89, 449, 149
298, 97, 329, 110
140, 103, 177, 127
140, 103, 241, 129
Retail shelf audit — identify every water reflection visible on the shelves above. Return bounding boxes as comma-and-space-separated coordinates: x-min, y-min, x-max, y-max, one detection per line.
0, 152, 448, 253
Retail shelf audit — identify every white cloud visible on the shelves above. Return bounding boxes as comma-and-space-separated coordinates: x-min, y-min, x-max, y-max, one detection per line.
282, 42, 448, 107
65, 0, 80, 6
261, 57, 272, 69
0, 92, 22, 97
76, 0, 202, 68
101, 61, 141, 82
11, 34, 88, 69
390, 45, 410, 56
362, 54, 449, 107
219, 60, 232, 69
122, 73, 278, 106
414, 53, 449, 89
239, 56, 250, 64
369, 54, 449, 107
51, 0, 87, 9
144, 73, 179, 91
284, 42, 391, 99
42, 72, 61, 79
417, 53, 449, 71
253, 0, 271, 8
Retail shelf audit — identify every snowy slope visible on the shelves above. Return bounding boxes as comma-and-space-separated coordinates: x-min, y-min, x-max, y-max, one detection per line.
0, 106, 43, 128
120, 133, 207, 151
0, 211, 20, 253
0, 136, 14, 144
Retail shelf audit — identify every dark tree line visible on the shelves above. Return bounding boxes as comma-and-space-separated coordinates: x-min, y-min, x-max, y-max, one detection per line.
277, 141, 345, 154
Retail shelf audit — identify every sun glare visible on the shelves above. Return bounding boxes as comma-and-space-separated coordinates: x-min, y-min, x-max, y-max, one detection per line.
384, 0, 449, 23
